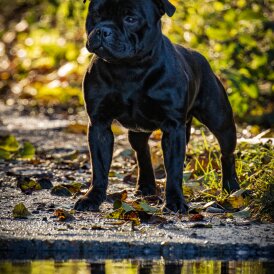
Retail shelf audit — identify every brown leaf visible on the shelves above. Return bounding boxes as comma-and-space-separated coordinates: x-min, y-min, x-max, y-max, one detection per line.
54, 209, 75, 222
189, 214, 204, 221
107, 190, 128, 203
61, 182, 82, 193
106, 208, 140, 225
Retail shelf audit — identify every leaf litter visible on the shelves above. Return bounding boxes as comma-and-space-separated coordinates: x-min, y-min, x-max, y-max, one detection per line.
1, 112, 273, 236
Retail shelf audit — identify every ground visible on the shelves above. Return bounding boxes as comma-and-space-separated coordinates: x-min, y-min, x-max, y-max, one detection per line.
0, 102, 273, 260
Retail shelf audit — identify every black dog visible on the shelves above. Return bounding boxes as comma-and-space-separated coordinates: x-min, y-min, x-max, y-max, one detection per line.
75, 0, 240, 213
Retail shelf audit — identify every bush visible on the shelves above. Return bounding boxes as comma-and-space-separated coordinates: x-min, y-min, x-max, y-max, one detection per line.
0, 0, 273, 123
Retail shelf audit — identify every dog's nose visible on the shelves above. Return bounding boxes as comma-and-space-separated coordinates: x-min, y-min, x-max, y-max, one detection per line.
96, 27, 112, 38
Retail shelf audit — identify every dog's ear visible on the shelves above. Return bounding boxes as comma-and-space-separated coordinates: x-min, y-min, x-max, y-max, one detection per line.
154, 0, 176, 17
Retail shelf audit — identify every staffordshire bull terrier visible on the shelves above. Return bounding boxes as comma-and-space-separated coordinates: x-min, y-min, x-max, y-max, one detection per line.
75, 0, 240, 213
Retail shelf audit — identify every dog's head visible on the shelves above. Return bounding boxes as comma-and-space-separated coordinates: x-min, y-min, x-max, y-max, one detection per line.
84, 0, 176, 62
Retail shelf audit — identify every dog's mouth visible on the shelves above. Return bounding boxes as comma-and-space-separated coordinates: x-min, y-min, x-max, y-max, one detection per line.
92, 44, 119, 62
87, 39, 135, 62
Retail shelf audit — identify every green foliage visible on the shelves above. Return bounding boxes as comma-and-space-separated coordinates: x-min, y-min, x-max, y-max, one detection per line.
0, 0, 273, 120
185, 130, 274, 222
0, 0, 88, 106
166, 0, 273, 118
0, 135, 35, 160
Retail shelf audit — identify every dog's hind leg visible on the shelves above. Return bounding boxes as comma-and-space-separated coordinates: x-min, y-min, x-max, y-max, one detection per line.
194, 76, 240, 193
128, 131, 156, 196
186, 117, 193, 145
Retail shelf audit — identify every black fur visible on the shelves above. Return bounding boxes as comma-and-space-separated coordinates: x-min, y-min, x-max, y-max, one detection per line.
74, 0, 240, 213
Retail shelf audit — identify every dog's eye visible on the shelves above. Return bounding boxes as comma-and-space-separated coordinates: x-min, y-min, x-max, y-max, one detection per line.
124, 16, 137, 24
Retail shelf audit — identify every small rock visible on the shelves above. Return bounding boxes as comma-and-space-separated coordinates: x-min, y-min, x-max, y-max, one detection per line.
42, 217, 47, 221
206, 207, 225, 213
48, 203, 55, 209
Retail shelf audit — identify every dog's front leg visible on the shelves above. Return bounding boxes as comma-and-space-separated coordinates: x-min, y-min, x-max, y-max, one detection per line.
161, 124, 188, 213
74, 123, 114, 211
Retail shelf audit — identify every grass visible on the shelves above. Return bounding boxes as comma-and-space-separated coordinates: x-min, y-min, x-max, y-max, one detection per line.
185, 128, 274, 222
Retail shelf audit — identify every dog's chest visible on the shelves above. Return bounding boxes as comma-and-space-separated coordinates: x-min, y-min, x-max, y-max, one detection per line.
114, 90, 164, 131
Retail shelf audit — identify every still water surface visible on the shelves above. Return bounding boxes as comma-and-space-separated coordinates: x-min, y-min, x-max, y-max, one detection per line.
0, 260, 273, 274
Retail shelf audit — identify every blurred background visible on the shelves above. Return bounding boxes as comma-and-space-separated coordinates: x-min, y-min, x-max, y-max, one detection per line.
0, 0, 273, 127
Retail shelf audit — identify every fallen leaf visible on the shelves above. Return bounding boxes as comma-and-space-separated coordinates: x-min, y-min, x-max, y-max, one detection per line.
54, 209, 75, 221
0, 135, 19, 152
13, 203, 31, 218
189, 214, 204, 221
139, 201, 158, 213
106, 208, 140, 225
183, 181, 202, 196
37, 178, 53, 189
202, 201, 216, 209
225, 195, 245, 209
230, 189, 248, 197
107, 190, 128, 203
189, 223, 212, 228
0, 149, 12, 160
51, 185, 72, 196
111, 123, 125, 135
65, 122, 87, 134
122, 201, 135, 213
61, 182, 82, 193
17, 177, 42, 194
19, 141, 35, 159
0, 135, 36, 160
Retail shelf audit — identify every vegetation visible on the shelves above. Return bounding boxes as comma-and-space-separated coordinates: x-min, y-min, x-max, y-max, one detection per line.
0, 0, 273, 123
0, 1, 273, 221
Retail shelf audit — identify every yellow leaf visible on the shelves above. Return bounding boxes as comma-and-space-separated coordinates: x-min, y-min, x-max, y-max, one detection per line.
111, 123, 125, 135
65, 123, 87, 134
13, 203, 31, 218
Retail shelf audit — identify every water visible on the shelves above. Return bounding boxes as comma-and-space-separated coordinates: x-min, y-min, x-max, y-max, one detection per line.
0, 260, 273, 274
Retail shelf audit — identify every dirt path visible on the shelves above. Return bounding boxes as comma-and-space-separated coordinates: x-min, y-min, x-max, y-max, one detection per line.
0, 103, 273, 260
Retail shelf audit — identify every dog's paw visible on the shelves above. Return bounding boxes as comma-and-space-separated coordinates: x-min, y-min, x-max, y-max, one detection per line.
163, 194, 189, 214
74, 195, 102, 212
135, 185, 156, 196
223, 176, 240, 193
74, 188, 107, 211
